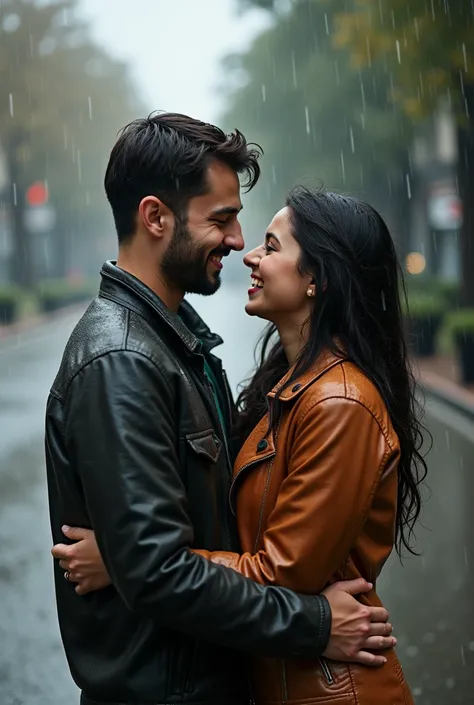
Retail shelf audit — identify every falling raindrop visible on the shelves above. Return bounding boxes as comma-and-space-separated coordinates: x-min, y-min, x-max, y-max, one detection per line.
430, 0, 436, 20
462, 44, 468, 73
360, 80, 366, 111
305, 106, 310, 135
378, 0, 384, 23
406, 174, 412, 199
12, 183, 17, 206
291, 52, 297, 89
261, 84, 266, 102
324, 13, 329, 35
340, 151, 346, 183
88, 97, 93, 120
9, 94, 14, 117
445, 429, 450, 450
396, 40, 401, 65
414, 18, 420, 42
77, 150, 82, 183
461, 646, 466, 666
349, 126, 355, 153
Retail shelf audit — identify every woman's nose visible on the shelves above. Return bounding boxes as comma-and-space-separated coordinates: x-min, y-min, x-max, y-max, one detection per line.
243, 244, 264, 268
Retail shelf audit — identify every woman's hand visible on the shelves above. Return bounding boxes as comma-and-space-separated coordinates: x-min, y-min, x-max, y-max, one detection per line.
51, 526, 112, 595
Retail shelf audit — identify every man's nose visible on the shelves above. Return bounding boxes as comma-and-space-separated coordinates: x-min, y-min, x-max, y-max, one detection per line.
223, 223, 245, 252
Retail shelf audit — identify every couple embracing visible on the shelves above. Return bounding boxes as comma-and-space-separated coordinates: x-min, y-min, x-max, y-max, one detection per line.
46, 112, 424, 705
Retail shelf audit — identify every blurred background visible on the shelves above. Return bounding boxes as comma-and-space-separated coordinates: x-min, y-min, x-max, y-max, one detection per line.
1, 1, 474, 703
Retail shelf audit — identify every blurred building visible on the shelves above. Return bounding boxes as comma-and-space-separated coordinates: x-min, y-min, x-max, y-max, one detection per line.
409, 101, 460, 280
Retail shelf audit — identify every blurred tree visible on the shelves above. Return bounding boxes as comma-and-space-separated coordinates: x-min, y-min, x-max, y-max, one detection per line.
222, 0, 413, 259
0, 0, 143, 288
334, 0, 474, 305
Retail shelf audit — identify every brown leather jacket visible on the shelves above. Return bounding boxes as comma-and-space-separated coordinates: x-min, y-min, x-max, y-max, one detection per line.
196, 351, 414, 704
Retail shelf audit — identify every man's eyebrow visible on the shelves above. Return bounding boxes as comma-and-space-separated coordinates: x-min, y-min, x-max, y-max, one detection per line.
266, 231, 281, 245
209, 205, 243, 217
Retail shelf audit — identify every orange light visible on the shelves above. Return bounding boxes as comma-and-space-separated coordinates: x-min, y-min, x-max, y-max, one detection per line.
406, 252, 426, 275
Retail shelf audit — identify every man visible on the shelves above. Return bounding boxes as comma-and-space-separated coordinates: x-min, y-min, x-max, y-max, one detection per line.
46, 113, 393, 705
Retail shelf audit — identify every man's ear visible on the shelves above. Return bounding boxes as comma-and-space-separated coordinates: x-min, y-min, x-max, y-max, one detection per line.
138, 196, 174, 240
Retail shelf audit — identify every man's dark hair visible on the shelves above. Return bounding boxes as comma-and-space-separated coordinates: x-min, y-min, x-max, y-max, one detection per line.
104, 111, 263, 243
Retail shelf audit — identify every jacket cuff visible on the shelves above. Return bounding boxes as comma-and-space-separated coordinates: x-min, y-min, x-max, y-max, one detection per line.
316, 594, 332, 654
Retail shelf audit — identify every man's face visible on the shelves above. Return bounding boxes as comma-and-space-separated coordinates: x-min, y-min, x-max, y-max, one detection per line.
161, 160, 244, 296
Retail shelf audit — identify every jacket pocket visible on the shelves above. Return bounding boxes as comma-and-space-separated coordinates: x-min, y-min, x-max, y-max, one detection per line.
167, 638, 198, 695
186, 429, 221, 464
318, 657, 335, 685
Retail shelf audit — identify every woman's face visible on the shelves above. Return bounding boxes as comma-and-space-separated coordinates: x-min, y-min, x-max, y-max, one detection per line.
244, 206, 314, 325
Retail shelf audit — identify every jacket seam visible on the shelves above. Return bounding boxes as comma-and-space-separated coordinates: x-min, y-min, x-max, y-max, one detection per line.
100, 281, 199, 352
123, 307, 130, 348
298, 394, 395, 451
62, 348, 174, 403
297, 395, 393, 533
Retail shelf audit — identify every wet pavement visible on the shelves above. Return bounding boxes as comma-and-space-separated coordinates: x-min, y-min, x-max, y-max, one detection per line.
1, 286, 473, 705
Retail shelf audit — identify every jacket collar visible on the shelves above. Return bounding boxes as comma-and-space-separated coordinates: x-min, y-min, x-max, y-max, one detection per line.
267, 348, 347, 402
99, 260, 223, 355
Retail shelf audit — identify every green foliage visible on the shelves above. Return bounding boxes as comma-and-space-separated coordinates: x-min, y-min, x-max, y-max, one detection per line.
404, 291, 447, 319
334, 0, 474, 119
219, 0, 413, 244
447, 308, 474, 334
405, 275, 460, 308
0, 0, 145, 286
0, 283, 23, 303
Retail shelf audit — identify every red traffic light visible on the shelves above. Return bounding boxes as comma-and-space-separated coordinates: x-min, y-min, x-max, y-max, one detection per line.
26, 181, 48, 206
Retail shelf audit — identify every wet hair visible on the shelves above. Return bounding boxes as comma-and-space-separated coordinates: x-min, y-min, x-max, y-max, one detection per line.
237, 185, 428, 556
104, 111, 262, 243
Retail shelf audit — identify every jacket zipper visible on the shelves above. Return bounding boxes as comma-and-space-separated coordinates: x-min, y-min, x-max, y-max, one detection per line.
280, 659, 288, 701
318, 657, 335, 685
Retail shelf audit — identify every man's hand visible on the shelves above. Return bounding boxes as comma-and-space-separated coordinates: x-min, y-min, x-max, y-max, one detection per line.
323, 578, 395, 666
51, 526, 111, 595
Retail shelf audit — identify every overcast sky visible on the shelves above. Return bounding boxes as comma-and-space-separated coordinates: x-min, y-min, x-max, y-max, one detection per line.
78, 0, 270, 123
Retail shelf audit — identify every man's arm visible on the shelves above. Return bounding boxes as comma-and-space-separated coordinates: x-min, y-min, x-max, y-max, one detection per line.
63, 350, 332, 658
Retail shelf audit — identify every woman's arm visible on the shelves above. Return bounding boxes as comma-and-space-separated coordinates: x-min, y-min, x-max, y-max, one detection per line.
194, 397, 399, 594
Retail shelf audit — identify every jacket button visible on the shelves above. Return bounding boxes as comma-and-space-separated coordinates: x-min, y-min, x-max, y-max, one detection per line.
257, 439, 268, 452
292, 383, 302, 392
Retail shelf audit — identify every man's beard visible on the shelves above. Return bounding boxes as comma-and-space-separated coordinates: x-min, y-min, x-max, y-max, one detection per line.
161, 219, 227, 296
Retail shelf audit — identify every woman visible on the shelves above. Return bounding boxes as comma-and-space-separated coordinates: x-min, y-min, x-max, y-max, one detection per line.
56, 187, 426, 704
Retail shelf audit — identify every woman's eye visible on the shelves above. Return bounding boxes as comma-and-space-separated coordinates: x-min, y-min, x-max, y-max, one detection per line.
264, 243, 276, 253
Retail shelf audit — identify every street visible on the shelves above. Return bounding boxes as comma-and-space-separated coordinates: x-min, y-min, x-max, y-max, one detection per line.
1, 286, 473, 705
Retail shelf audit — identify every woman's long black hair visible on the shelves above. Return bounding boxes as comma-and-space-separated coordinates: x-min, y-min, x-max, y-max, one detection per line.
236, 186, 428, 556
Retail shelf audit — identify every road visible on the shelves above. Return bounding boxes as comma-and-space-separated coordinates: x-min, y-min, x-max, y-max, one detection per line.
1, 285, 473, 705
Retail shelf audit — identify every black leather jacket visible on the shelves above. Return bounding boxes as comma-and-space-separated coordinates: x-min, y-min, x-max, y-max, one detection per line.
45, 261, 331, 705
